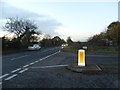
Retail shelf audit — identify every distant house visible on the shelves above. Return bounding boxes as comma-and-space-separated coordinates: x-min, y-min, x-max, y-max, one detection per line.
101, 38, 113, 46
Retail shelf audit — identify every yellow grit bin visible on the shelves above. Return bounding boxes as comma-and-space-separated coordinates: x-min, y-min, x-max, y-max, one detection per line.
78, 49, 85, 66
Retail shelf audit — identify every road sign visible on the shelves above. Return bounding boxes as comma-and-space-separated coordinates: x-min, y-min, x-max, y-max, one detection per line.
78, 49, 85, 66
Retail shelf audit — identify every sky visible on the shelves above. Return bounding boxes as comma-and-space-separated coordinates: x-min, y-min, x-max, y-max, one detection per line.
0, 0, 119, 41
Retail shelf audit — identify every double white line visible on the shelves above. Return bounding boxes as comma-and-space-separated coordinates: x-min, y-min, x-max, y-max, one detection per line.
11, 68, 21, 73
5, 74, 18, 81
18, 68, 28, 74
2, 68, 29, 81
0, 74, 9, 79
1, 51, 60, 81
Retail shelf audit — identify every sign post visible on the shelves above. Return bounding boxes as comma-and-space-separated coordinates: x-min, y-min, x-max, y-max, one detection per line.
78, 49, 85, 66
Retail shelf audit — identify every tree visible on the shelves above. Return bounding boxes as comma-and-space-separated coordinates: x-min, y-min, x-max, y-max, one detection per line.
4, 17, 40, 48
88, 21, 120, 46
40, 36, 65, 47
4, 17, 38, 38
67, 37, 73, 45
107, 21, 120, 42
52, 36, 61, 46
40, 38, 53, 47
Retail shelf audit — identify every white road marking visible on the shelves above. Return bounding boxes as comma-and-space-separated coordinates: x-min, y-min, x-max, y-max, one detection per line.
23, 65, 29, 68
11, 55, 29, 60
29, 62, 34, 65
95, 64, 102, 71
39, 51, 60, 61
11, 68, 21, 73
32, 64, 68, 69
2, 50, 60, 80
0, 82, 2, 85
22, 51, 60, 69
1, 49, 60, 81
5, 74, 18, 81
0, 74, 9, 79
34, 61, 39, 63
18, 68, 28, 73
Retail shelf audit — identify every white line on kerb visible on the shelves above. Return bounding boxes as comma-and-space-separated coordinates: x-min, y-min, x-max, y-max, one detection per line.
0, 74, 9, 79
23, 65, 29, 68
5, 74, 18, 81
11, 55, 29, 60
95, 64, 102, 71
11, 68, 21, 73
19, 68, 28, 73
32, 64, 68, 69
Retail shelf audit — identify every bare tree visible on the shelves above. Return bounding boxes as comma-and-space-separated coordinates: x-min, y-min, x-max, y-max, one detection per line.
4, 17, 38, 39
4, 17, 41, 47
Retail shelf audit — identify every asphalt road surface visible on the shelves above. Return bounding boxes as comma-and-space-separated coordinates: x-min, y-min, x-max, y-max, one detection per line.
1, 47, 119, 88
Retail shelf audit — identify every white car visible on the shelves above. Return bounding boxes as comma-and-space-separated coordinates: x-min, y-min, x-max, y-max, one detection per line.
28, 44, 41, 50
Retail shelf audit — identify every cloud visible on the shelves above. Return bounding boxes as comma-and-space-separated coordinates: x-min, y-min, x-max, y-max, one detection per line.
0, 2, 44, 18
0, 2, 62, 35
34, 17, 62, 35
118, 1, 120, 22
55, 26, 91, 41
1, 0, 118, 3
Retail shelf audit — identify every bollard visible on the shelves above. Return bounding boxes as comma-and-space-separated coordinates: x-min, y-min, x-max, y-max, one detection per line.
78, 49, 85, 66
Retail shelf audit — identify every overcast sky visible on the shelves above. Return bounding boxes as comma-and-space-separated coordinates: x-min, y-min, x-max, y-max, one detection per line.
0, 0, 118, 41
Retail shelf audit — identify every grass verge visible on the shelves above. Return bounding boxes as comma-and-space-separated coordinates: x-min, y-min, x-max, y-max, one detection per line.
61, 46, 77, 53
61, 46, 118, 55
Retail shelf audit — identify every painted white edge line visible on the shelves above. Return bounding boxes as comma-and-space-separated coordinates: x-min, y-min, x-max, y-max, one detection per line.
32, 64, 68, 69
11, 68, 21, 73
5, 74, 18, 81
18, 68, 29, 74
23, 65, 29, 68
11, 55, 29, 60
95, 64, 102, 71
0, 74, 9, 79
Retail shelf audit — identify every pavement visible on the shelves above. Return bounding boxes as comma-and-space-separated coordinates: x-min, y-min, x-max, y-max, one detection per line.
1, 47, 119, 88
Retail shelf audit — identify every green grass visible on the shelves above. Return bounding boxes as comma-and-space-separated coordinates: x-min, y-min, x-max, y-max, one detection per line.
61, 46, 118, 55
86, 50, 118, 55
61, 46, 77, 53
86, 46, 118, 55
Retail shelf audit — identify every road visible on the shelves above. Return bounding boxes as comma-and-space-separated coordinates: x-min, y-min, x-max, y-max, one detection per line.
1, 47, 119, 88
